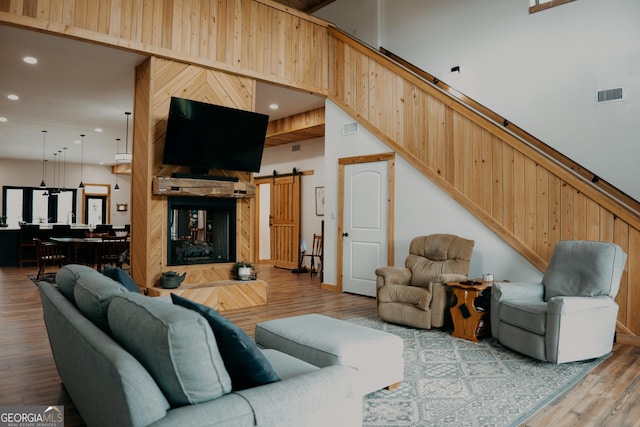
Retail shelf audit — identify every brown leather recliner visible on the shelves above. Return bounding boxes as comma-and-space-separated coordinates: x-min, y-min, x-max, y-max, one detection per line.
375, 234, 475, 329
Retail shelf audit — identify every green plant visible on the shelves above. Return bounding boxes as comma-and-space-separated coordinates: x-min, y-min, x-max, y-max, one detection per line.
231, 261, 253, 275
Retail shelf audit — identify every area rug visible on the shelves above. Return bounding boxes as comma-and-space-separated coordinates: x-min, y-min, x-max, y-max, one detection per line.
28, 273, 57, 285
347, 316, 607, 427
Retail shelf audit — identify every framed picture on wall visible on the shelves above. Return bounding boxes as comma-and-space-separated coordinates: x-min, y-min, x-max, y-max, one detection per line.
315, 187, 325, 216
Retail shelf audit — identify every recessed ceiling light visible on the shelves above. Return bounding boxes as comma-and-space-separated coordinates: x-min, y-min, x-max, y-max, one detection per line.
23, 56, 38, 64
269, 103, 279, 110
8, 94, 19, 101
0, 117, 7, 122
94, 128, 103, 133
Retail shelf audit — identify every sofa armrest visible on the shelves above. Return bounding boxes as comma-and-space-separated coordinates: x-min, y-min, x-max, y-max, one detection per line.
547, 295, 616, 315
375, 266, 411, 288
432, 273, 468, 284
237, 364, 361, 427
492, 282, 544, 302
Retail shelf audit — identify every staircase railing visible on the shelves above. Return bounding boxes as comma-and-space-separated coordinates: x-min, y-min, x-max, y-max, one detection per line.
379, 47, 640, 218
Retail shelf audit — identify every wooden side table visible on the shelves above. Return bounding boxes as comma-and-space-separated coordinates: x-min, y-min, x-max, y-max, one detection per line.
446, 280, 492, 342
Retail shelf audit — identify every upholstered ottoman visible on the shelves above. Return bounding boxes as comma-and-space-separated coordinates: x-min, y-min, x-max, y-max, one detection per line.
255, 314, 404, 395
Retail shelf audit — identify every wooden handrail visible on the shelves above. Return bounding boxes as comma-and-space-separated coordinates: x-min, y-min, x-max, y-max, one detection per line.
379, 47, 640, 219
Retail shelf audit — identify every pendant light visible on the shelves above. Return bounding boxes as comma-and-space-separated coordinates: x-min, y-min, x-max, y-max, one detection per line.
78, 134, 85, 189
50, 151, 60, 196
62, 147, 67, 190
114, 111, 132, 163
114, 138, 121, 191
42, 159, 49, 196
39, 130, 47, 188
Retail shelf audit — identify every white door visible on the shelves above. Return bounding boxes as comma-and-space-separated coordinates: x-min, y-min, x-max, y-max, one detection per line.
342, 161, 388, 296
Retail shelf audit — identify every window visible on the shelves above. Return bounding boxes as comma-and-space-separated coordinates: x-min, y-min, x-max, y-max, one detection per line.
2, 186, 77, 226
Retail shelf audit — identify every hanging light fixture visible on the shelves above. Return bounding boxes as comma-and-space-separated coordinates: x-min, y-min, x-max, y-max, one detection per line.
114, 138, 121, 191
115, 111, 132, 163
42, 159, 49, 196
39, 130, 47, 188
78, 134, 85, 189
62, 147, 68, 190
50, 151, 60, 195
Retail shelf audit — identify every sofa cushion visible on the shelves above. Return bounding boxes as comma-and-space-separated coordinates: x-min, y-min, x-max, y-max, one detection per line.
102, 265, 140, 293
74, 274, 128, 332
499, 299, 548, 335
171, 294, 280, 391
55, 264, 99, 305
108, 293, 232, 406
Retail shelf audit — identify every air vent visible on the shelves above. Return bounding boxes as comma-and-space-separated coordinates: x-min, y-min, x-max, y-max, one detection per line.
597, 88, 623, 104
291, 144, 300, 152
342, 122, 358, 135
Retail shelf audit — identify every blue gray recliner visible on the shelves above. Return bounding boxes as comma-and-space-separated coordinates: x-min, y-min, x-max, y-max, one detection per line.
491, 240, 627, 364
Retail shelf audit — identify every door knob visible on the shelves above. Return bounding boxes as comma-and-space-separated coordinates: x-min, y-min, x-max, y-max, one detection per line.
343, 232, 349, 237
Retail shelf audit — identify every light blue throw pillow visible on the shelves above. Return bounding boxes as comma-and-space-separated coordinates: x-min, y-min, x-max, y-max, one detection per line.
108, 293, 232, 407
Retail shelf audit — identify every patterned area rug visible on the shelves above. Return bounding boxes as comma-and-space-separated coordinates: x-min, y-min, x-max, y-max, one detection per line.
28, 273, 57, 285
347, 316, 607, 427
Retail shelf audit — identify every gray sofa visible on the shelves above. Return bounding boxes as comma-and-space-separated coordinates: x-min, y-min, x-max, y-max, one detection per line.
38, 264, 361, 427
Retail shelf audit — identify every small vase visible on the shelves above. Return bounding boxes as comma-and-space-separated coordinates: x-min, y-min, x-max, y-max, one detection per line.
238, 267, 251, 279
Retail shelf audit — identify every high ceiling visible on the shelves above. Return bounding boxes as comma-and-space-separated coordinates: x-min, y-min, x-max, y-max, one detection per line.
0, 4, 327, 167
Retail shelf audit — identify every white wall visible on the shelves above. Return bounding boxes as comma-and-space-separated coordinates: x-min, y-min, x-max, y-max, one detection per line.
316, 0, 640, 201
322, 100, 542, 288
259, 138, 325, 265
0, 158, 131, 226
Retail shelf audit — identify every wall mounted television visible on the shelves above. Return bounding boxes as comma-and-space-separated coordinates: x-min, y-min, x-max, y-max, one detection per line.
162, 96, 269, 173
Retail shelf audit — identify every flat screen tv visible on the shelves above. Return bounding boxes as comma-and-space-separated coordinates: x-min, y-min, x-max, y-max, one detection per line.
162, 96, 269, 173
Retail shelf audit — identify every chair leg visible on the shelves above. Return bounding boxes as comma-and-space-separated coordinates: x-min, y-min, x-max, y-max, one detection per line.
309, 256, 315, 277
37, 262, 45, 281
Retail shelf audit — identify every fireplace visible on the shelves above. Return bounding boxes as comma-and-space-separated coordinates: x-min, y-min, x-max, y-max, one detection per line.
167, 197, 236, 266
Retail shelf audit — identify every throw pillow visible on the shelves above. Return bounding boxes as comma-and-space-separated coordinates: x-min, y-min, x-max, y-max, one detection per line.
108, 293, 232, 406
103, 265, 140, 293
171, 294, 281, 391
74, 274, 127, 333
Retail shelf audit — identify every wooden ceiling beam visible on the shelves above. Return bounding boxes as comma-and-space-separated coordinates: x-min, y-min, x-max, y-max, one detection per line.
265, 107, 325, 147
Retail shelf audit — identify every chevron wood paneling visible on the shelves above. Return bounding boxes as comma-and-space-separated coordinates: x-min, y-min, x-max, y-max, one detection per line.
146, 279, 268, 311
328, 28, 640, 338
133, 56, 256, 287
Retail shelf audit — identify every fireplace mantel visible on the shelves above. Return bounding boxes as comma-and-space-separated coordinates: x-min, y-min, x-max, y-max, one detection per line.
153, 176, 256, 198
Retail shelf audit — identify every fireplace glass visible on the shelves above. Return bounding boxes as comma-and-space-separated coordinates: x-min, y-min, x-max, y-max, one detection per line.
168, 197, 236, 266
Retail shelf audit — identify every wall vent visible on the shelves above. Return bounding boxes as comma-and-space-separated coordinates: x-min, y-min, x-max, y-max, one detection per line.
597, 88, 623, 104
342, 122, 358, 135
291, 144, 301, 152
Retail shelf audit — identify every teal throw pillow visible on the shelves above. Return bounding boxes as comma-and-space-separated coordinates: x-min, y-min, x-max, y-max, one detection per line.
171, 294, 280, 391
103, 265, 141, 293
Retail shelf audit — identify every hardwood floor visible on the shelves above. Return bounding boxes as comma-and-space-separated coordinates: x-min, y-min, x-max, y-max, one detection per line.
1, 264, 639, 426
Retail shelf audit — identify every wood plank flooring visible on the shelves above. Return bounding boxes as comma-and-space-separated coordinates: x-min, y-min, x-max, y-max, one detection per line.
1, 264, 639, 426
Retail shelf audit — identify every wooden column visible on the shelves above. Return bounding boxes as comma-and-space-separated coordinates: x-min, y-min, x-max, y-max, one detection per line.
131, 57, 257, 288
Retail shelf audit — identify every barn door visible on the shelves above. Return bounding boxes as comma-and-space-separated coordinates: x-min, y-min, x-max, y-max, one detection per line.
270, 174, 301, 269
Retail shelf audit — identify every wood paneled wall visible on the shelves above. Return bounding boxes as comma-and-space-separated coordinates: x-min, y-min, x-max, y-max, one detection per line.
133, 57, 255, 287
0, 0, 329, 94
328, 28, 640, 339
